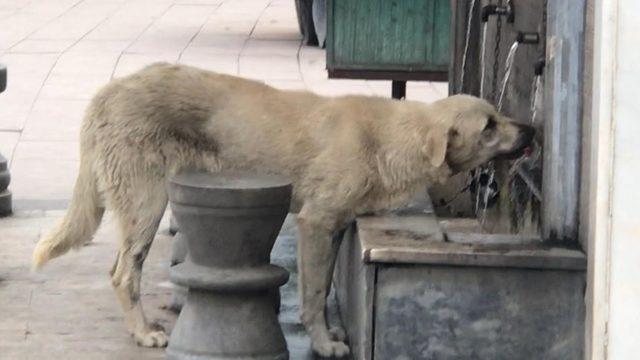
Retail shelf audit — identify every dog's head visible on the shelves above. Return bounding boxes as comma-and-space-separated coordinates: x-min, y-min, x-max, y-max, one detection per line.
422, 95, 535, 173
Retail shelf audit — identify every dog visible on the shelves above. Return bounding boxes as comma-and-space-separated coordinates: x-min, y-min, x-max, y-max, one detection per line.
32, 63, 534, 357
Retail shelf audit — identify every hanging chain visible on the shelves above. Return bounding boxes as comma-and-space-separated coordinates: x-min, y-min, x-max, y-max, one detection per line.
491, 0, 503, 105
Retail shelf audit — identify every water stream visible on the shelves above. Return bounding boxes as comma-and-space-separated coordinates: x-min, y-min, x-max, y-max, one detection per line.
479, 22, 489, 98
497, 41, 520, 111
530, 75, 543, 126
505, 73, 544, 212
474, 168, 482, 213
475, 22, 493, 224
459, 0, 478, 92
480, 163, 496, 225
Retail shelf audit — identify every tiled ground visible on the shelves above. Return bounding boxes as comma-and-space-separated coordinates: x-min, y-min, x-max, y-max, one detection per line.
0, 0, 447, 358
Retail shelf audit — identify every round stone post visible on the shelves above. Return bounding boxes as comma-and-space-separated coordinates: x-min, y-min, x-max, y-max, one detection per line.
0, 64, 11, 218
0, 153, 11, 217
168, 231, 188, 312
166, 172, 291, 360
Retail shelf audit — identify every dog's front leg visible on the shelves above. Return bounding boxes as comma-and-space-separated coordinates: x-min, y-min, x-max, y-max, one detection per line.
297, 210, 350, 358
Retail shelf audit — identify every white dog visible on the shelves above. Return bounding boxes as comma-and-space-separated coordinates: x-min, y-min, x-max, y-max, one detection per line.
32, 63, 533, 357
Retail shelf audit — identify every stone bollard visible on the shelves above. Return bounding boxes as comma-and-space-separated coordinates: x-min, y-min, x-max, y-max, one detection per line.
166, 172, 291, 360
169, 230, 283, 315
0, 153, 11, 217
168, 231, 188, 313
169, 213, 179, 235
0, 64, 10, 218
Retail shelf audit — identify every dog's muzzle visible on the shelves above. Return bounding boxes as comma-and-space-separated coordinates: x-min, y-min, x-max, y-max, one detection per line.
496, 124, 536, 160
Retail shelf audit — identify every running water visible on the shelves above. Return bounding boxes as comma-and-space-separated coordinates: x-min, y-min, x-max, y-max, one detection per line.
505, 73, 545, 206
459, 0, 477, 92
474, 167, 482, 213
519, 72, 544, 201
475, 21, 491, 221
530, 75, 543, 126
497, 41, 520, 111
479, 22, 489, 98
480, 162, 496, 225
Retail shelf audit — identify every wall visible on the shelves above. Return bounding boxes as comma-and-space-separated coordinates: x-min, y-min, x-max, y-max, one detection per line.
606, 0, 640, 357
586, 0, 640, 358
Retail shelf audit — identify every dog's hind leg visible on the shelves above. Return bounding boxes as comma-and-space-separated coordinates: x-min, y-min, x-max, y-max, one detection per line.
109, 180, 169, 347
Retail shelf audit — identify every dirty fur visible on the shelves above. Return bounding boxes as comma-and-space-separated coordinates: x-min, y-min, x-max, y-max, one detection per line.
32, 63, 532, 356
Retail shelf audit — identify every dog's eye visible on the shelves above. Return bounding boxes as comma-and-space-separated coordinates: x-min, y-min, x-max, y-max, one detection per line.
484, 116, 497, 132
481, 116, 499, 144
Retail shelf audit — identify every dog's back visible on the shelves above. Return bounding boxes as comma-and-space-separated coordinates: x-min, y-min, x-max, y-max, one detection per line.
32, 63, 324, 269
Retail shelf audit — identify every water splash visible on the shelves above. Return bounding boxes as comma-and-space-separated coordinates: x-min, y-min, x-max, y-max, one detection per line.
497, 41, 520, 111
479, 22, 489, 99
459, 0, 478, 92
480, 162, 496, 225
515, 72, 544, 202
474, 167, 482, 213
505, 73, 545, 214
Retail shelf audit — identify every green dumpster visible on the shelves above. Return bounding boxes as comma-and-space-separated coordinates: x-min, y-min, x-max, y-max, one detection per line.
326, 0, 451, 89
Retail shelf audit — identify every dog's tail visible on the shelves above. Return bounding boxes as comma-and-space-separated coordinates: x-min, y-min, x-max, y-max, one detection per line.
32, 157, 104, 271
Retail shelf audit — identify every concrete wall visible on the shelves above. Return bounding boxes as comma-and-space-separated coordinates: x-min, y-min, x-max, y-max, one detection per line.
606, 0, 640, 357
585, 0, 640, 358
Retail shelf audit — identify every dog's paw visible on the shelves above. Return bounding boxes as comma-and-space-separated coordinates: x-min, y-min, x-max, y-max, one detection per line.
312, 339, 350, 358
328, 326, 347, 342
134, 330, 169, 348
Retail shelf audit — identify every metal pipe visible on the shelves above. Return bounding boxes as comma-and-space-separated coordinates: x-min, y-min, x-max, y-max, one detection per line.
517, 31, 540, 44
481, 0, 515, 23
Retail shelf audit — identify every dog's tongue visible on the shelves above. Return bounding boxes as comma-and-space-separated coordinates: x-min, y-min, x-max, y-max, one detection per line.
523, 146, 533, 157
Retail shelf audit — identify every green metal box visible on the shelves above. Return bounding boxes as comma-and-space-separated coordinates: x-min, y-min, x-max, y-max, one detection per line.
326, 0, 451, 81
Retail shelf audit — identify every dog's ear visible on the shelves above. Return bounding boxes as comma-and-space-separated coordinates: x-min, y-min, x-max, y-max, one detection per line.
423, 126, 451, 168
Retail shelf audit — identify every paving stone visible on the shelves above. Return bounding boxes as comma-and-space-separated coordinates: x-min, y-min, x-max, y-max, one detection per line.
243, 39, 301, 57
178, 50, 238, 75
407, 82, 449, 103
239, 55, 301, 80
9, 141, 79, 200
7, 39, 76, 54
308, 79, 374, 97
189, 34, 247, 54
86, 1, 174, 41
127, 5, 217, 56
39, 74, 110, 100
0, 131, 19, 164
196, 17, 256, 37
0, 0, 78, 51
21, 99, 89, 141
0, 53, 58, 130
29, 2, 122, 41
431, 81, 450, 96
114, 53, 178, 78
